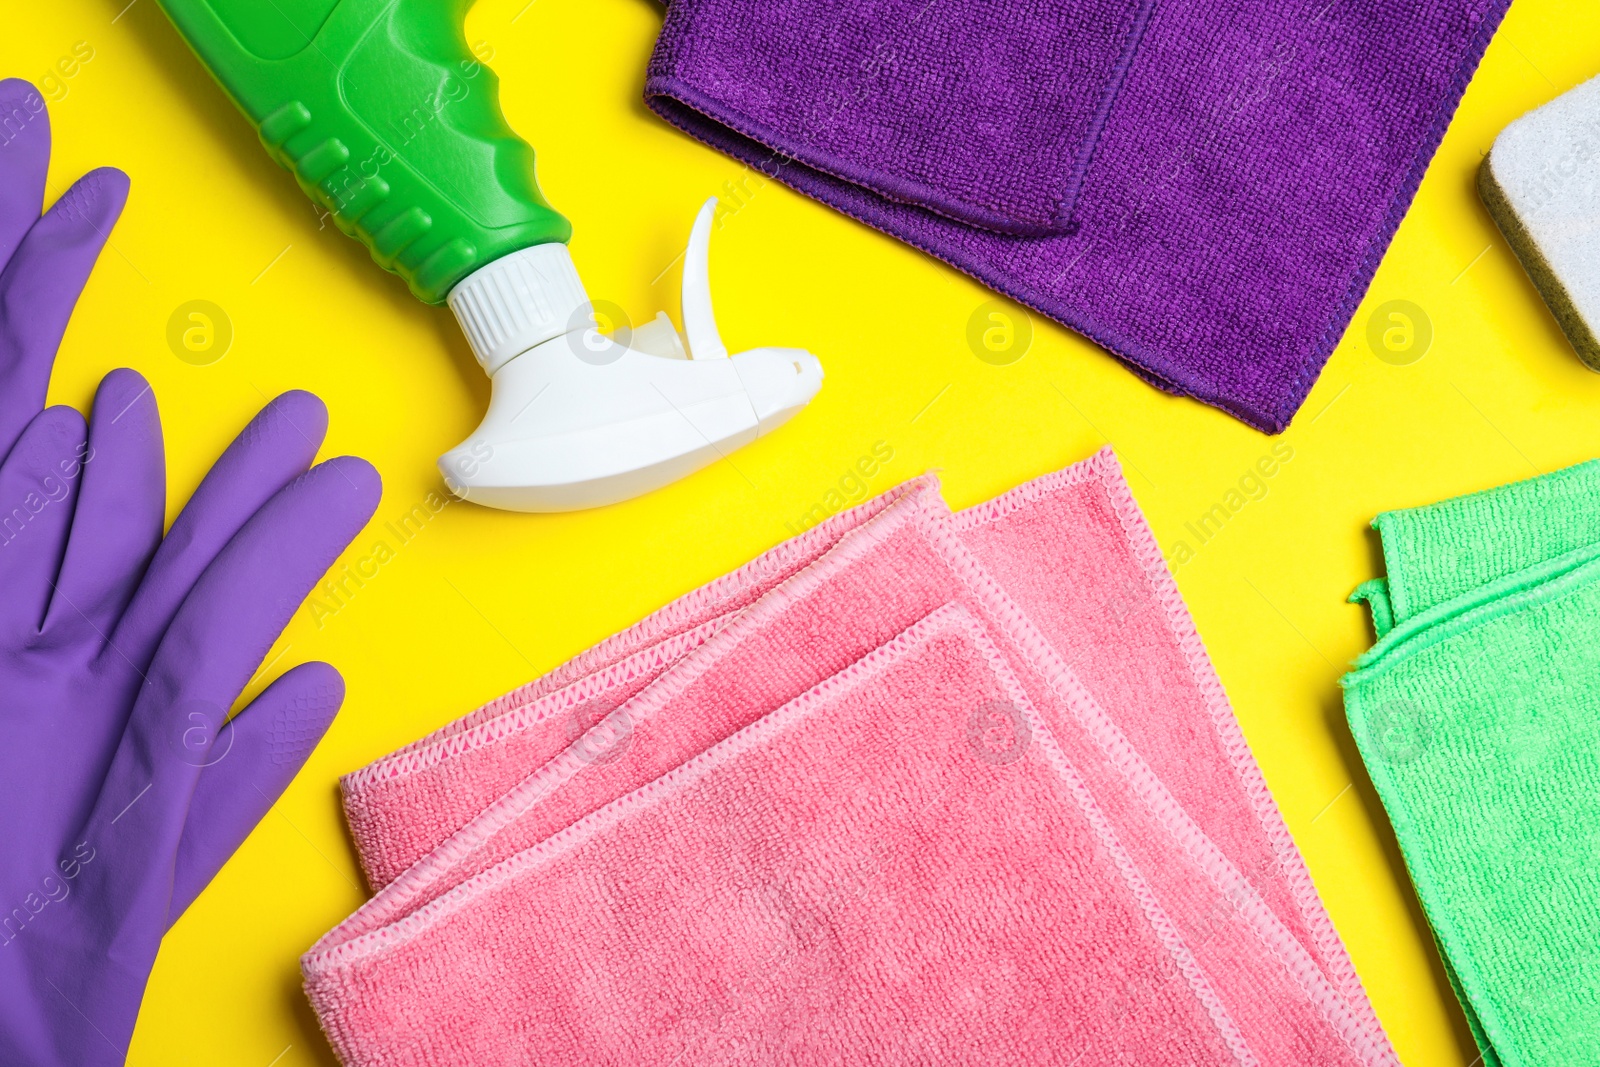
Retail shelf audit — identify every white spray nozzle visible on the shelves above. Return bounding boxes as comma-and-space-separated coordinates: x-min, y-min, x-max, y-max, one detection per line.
439, 199, 823, 513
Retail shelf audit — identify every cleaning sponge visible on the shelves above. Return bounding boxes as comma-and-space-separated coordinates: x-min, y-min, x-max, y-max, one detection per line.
1480, 74, 1600, 371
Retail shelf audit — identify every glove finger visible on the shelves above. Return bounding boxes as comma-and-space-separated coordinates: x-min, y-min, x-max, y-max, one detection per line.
66, 457, 378, 1042
138, 455, 379, 717
0, 79, 49, 270
43, 369, 164, 644
109, 390, 329, 669
0, 405, 87, 641
167, 661, 344, 926
0, 166, 129, 460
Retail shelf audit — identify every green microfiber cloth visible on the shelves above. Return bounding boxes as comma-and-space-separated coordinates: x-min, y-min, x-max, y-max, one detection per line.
1351, 460, 1600, 638
1343, 460, 1600, 1067
1479, 74, 1600, 373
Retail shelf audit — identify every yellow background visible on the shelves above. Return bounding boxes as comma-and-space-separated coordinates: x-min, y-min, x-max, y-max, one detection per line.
3, 0, 1597, 1062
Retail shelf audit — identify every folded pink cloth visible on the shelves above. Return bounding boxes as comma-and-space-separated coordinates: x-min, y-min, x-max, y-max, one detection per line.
309, 450, 1393, 1065
339, 475, 933, 891
312, 608, 1243, 1062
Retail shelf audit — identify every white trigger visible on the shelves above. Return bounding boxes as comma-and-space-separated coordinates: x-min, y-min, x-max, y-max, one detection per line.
681, 198, 729, 361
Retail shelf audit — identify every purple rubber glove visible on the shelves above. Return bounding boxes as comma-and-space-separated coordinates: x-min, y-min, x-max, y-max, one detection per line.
0, 79, 382, 1065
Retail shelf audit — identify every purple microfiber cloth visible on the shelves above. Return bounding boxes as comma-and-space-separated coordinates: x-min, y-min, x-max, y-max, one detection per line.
645, 0, 1509, 431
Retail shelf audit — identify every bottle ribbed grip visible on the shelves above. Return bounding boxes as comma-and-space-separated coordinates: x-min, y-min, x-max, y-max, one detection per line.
448, 244, 588, 373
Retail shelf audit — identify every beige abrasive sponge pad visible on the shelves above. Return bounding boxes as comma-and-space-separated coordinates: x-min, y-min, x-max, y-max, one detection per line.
1481, 74, 1600, 372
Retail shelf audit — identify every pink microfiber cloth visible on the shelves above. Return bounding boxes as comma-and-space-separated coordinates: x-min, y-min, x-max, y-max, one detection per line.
308, 451, 1395, 1065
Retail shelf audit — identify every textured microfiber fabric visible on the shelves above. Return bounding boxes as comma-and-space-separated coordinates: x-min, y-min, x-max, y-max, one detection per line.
645, 0, 1154, 235
1349, 459, 1600, 638
319, 479, 1377, 1060
1480, 74, 1600, 372
344, 450, 1360, 1009
1344, 460, 1600, 1066
312, 610, 1252, 1064
314, 450, 1396, 1064
312, 580, 1381, 1064
340, 475, 939, 889
644, 0, 1509, 432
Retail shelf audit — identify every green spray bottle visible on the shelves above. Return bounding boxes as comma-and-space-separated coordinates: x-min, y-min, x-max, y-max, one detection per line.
154, 0, 822, 512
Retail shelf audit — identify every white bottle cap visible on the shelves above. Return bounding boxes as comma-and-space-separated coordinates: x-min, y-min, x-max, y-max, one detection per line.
447, 242, 588, 374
